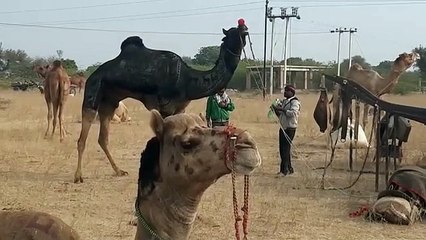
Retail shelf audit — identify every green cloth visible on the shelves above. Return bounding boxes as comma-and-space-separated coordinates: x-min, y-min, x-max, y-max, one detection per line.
267, 99, 281, 120
206, 95, 235, 122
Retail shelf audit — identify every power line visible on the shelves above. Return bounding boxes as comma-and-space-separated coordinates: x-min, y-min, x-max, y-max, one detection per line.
290, 1, 426, 8
34, 7, 262, 26
0, 0, 164, 15
0, 21, 329, 36
31, 1, 263, 25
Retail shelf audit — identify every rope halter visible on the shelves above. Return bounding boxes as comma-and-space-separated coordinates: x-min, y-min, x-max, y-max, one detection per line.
222, 124, 251, 240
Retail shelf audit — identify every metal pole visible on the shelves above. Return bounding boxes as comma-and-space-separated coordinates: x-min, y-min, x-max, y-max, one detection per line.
269, 18, 275, 96
348, 28, 357, 70
337, 28, 342, 76
348, 31, 353, 70
262, 0, 269, 100
282, 17, 290, 90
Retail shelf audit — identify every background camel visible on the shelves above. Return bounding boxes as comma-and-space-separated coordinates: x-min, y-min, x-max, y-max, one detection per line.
330, 52, 420, 132
0, 210, 80, 240
134, 110, 261, 240
95, 101, 131, 124
43, 60, 70, 142
74, 20, 248, 183
69, 72, 86, 94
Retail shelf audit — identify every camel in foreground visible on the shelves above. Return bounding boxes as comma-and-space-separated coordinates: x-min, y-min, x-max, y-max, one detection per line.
74, 19, 248, 183
330, 52, 420, 132
0, 210, 80, 240
43, 60, 71, 142
134, 110, 261, 239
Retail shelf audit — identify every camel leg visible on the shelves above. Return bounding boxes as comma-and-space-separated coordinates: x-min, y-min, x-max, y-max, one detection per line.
51, 101, 59, 138
98, 103, 128, 177
58, 102, 66, 142
44, 102, 52, 138
74, 108, 97, 183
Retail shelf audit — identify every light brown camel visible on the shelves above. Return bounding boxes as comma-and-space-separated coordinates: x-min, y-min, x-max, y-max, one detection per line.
69, 72, 86, 94
74, 20, 248, 183
43, 60, 71, 142
134, 110, 261, 239
95, 101, 131, 123
330, 52, 420, 131
32, 64, 50, 79
0, 210, 80, 240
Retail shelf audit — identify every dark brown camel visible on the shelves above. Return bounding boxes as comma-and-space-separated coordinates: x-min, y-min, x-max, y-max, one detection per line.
74, 20, 249, 183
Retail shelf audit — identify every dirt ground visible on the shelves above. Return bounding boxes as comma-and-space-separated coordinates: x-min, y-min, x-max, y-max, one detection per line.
0, 89, 425, 240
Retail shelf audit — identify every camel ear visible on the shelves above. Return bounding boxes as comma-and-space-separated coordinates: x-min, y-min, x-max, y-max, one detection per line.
199, 113, 207, 123
222, 28, 228, 35
150, 110, 164, 138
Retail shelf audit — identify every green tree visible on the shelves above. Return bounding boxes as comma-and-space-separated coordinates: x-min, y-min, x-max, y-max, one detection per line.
61, 58, 78, 75
85, 62, 102, 77
373, 60, 393, 76
193, 46, 220, 66
413, 45, 426, 83
181, 56, 193, 65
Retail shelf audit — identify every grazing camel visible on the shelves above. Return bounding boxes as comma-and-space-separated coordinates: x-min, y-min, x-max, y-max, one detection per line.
0, 210, 80, 240
134, 110, 261, 239
74, 19, 248, 183
43, 60, 71, 142
330, 52, 420, 132
69, 72, 86, 94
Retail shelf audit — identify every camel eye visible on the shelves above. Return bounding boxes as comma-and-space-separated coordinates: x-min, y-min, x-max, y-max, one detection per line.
181, 138, 201, 150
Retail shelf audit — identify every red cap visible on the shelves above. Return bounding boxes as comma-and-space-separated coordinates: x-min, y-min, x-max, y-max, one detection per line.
238, 18, 245, 26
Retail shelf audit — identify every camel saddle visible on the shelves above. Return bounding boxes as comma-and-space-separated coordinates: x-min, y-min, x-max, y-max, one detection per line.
367, 166, 426, 225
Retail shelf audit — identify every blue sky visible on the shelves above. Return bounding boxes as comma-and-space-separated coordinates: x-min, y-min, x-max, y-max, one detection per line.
0, 0, 425, 69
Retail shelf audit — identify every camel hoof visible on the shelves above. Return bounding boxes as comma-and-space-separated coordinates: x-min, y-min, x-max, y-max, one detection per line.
129, 218, 138, 226
117, 170, 128, 176
73, 175, 83, 183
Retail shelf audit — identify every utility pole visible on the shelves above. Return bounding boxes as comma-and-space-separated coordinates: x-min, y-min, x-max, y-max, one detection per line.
330, 27, 356, 76
348, 28, 357, 70
269, 17, 275, 96
266, 6, 288, 95
262, 0, 269, 100
281, 7, 300, 91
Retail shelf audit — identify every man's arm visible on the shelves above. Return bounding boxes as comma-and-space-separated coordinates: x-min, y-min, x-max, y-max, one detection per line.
285, 99, 300, 118
225, 99, 235, 111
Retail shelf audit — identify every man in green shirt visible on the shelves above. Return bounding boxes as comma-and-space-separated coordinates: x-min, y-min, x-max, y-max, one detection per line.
205, 88, 235, 127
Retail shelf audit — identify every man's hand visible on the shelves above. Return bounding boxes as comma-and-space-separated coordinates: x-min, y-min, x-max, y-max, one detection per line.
219, 101, 226, 108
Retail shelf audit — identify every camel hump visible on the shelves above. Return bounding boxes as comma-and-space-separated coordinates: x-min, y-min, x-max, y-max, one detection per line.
349, 63, 363, 71
52, 60, 62, 68
120, 36, 144, 51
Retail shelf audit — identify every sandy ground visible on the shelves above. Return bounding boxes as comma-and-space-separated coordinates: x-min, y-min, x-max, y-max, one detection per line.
0, 89, 425, 240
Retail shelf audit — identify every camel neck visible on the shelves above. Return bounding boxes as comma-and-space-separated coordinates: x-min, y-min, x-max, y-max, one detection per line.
380, 69, 403, 95
135, 184, 202, 240
184, 43, 241, 100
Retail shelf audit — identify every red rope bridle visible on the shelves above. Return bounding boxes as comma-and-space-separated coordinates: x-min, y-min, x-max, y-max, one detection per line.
222, 124, 250, 240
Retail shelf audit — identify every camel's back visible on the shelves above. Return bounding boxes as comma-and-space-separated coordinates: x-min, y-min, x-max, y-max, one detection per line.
0, 210, 80, 240
346, 65, 384, 94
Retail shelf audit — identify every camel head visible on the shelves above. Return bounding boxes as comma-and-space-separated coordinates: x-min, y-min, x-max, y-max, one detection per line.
32, 64, 50, 79
140, 110, 261, 194
393, 52, 420, 72
221, 18, 249, 57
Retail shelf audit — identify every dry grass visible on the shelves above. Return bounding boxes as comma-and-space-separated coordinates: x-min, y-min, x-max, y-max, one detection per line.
0, 89, 425, 240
